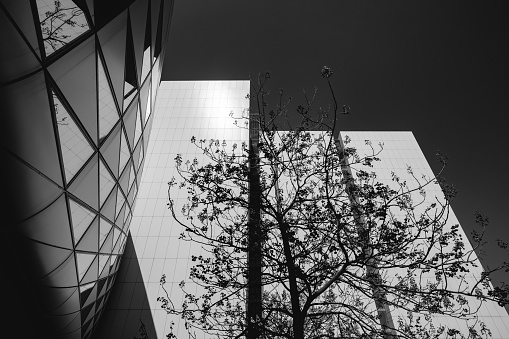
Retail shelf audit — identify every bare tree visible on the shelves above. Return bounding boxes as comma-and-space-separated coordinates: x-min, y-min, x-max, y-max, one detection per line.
159, 68, 508, 339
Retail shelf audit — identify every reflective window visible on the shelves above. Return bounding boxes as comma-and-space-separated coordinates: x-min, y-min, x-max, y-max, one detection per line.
115, 188, 126, 220
98, 55, 119, 142
76, 217, 98, 252
119, 128, 130, 173
53, 91, 94, 183
98, 254, 109, 277
69, 198, 95, 245
36, 0, 90, 56
99, 159, 115, 207
75, 252, 96, 282
99, 217, 112, 249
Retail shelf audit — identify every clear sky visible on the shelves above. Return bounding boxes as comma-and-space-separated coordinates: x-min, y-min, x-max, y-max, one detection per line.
162, 1, 508, 297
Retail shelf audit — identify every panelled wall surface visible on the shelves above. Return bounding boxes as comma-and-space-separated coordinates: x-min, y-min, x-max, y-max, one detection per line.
94, 80, 251, 338
0, 1, 174, 338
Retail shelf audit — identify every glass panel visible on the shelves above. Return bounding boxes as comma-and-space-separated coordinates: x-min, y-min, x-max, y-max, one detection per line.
123, 24, 137, 112
133, 104, 143, 147
76, 252, 96, 282
99, 123, 121, 178
127, 181, 137, 208
53, 91, 94, 184
115, 188, 126, 220
118, 128, 130, 174
98, 254, 109, 277
36, 247, 76, 286
68, 154, 99, 210
129, 0, 148, 86
99, 159, 115, 207
18, 194, 73, 249
69, 198, 96, 244
139, 80, 149, 125
118, 158, 131, 196
99, 228, 113, 254
150, 0, 161, 60
98, 55, 119, 143
36, 0, 90, 56
140, 46, 150, 83
1, 1, 42, 58
112, 227, 121, 248
109, 255, 118, 272
81, 254, 99, 284
76, 217, 99, 252
132, 134, 143, 171
128, 163, 135, 193
48, 35, 97, 145
144, 83, 152, 125
99, 217, 112, 249
97, 278, 107, 297
97, 11, 127, 109
80, 302, 95, 325
123, 98, 137, 148
100, 185, 117, 223
80, 282, 96, 308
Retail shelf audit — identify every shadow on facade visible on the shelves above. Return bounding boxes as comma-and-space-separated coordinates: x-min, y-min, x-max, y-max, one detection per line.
93, 233, 157, 338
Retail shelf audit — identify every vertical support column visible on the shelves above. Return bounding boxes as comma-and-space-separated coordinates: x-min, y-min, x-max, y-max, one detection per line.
332, 128, 396, 339
247, 107, 262, 339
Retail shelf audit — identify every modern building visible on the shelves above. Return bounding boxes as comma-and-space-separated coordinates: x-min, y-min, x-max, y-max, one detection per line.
0, 0, 174, 338
1, 2, 508, 339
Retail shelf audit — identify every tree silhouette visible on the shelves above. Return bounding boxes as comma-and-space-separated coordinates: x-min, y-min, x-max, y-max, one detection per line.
159, 68, 508, 339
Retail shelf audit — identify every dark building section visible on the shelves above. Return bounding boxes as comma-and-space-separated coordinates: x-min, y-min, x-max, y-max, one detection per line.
0, 1, 174, 338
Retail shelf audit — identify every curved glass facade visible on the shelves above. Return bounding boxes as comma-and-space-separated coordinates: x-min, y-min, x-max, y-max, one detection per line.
0, 1, 174, 338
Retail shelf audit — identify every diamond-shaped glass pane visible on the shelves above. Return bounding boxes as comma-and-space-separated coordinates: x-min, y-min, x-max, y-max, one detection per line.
36, 0, 90, 56
141, 47, 150, 83
98, 55, 119, 143
53, 91, 94, 183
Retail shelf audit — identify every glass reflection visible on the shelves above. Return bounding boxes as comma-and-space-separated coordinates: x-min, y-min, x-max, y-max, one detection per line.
36, 0, 89, 56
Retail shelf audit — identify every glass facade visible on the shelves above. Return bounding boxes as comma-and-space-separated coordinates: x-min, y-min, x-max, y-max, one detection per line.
0, 1, 174, 338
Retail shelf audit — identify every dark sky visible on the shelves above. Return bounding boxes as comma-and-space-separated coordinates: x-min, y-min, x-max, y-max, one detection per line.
162, 1, 508, 290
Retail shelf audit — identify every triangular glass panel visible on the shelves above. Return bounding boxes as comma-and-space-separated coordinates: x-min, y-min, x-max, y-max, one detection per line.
119, 128, 130, 174
123, 100, 137, 149
112, 234, 122, 255
123, 20, 138, 112
97, 11, 127, 109
109, 255, 118, 273
133, 104, 143, 147
99, 123, 121, 178
81, 254, 99, 284
53, 91, 94, 184
140, 3, 151, 83
139, 80, 150, 125
99, 260, 109, 280
76, 218, 99, 252
48, 35, 97, 145
68, 154, 99, 210
153, 0, 163, 60
112, 227, 121, 249
128, 164, 136, 193
99, 159, 115, 207
99, 217, 112, 249
115, 202, 126, 230
99, 228, 113, 254
69, 199, 96, 245
76, 252, 96, 282
98, 254, 109, 277
18, 194, 73, 249
144, 84, 152, 125
129, 0, 148, 87
127, 182, 137, 209
118, 159, 131, 196
98, 54, 120, 143
132, 138, 143, 173
97, 278, 107, 298
36, 0, 90, 56
83, 317, 94, 336
123, 212, 132, 233
80, 302, 95, 325
80, 282, 97, 308
2, 2, 42, 59
115, 188, 126, 220
38, 250, 77, 287
141, 46, 151, 84
101, 185, 117, 223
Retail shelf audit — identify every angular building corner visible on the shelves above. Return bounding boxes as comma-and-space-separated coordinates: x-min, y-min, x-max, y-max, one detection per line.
0, 0, 174, 338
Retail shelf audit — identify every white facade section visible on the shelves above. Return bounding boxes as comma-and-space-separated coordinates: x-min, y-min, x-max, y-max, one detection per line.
97, 80, 250, 338
344, 131, 509, 338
